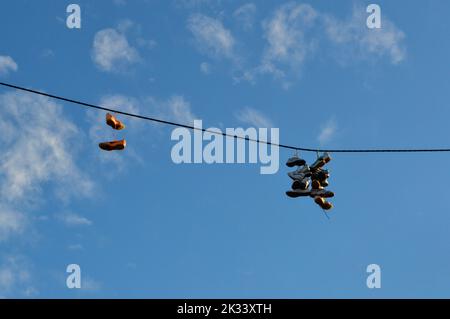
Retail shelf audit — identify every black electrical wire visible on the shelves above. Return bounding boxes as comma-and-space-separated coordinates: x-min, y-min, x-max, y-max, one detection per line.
1, 81, 450, 154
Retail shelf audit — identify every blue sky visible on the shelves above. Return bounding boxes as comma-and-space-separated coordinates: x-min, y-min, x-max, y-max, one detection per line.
1, 0, 450, 298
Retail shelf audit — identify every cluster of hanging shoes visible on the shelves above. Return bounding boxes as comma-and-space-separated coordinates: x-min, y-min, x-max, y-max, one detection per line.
286, 152, 334, 210
98, 113, 127, 151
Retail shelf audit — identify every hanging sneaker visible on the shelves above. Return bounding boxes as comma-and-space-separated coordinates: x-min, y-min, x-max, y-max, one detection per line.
288, 165, 311, 181
310, 189, 334, 198
311, 169, 330, 187
314, 196, 333, 210
99, 139, 127, 151
311, 179, 322, 190
286, 155, 306, 167
311, 169, 329, 180
319, 179, 329, 187
292, 178, 310, 190
310, 153, 332, 171
286, 189, 311, 198
106, 113, 126, 130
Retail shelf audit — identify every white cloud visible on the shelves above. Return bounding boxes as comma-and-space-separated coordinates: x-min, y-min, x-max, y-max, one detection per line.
233, 3, 257, 31
238, 3, 318, 86
187, 14, 235, 59
262, 3, 317, 65
235, 107, 274, 128
0, 91, 94, 204
145, 95, 197, 126
200, 62, 211, 74
0, 208, 26, 242
317, 118, 337, 145
0, 89, 96, 266
58, 213, 93, 227
165, 95, 197, 124
92, 28, 140, 72
324, 5, 406, 64
235, 3, 406, 87
0, 267, 14, 292
0, 256, 35, 297
0, 55, 18, 76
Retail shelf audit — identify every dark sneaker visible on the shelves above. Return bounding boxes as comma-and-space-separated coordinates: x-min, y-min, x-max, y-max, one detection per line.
311, 169, 330, 186
288, 165, 311, 181
311, 169, 329, 181
320, 179, 329, 187
99, 139, 127, 151
286, 189, 311, 198
292, 179, 309, 190
286, 155, 306, 167
310, 153, 332, 171
310, 189, 334, 198
311, 179, 322, 190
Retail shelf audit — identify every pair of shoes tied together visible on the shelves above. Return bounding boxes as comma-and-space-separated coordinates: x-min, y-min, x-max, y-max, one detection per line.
98, 113, 127, 151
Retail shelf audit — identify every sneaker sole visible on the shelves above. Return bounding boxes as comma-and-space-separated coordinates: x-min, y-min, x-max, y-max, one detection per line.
286, 191, 310, 198
286, 160, 306, 167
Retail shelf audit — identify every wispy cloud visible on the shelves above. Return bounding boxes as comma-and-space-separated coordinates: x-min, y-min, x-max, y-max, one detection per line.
0, 89, 95, 258
0, 55, 18, 76
0, 207, 26, 242
0, 256, 36, 298
187, 14, 235, 59
200, 62, 211, 74
92, 28, 140, 72
233, 3, 407, 88
58, 213, 93, 227
236, 3, 318, 87
235, 107, 274, 128
323, 5, 406, 64
0, 91, 94, 204
317, 117, 337, 146
165, 95, 197, 124
233, 3, 257, 31
147, 95, 197, 125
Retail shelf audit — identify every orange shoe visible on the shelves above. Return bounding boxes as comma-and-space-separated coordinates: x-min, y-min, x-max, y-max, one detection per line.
106, 113, 126, 130
314, 196, 333, 210
99, 140, 127, 151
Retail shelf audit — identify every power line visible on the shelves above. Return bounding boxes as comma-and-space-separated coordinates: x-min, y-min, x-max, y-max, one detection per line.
1, 81, 449, 154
